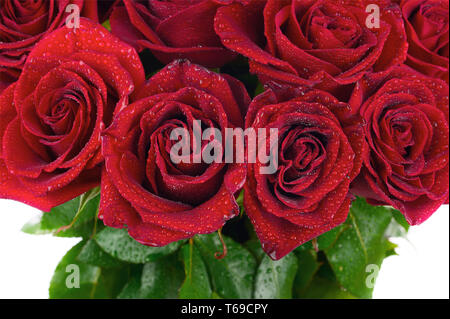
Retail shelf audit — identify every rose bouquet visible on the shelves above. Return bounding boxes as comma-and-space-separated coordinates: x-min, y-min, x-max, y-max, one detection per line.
0, 0, 448, 299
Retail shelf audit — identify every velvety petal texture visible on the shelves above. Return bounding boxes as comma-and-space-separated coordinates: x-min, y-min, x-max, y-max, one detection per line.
215, 0, 408, 97
400, 0, 449, 83
108, 0, 243, 68
0, 0, 98, 92
350, 65, 449, 225
0, 19, 145, 211
100, 59, 249, 246
244, 83, 366, 260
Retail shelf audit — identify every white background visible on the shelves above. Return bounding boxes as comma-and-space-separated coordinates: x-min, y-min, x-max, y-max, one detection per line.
0, 199, 448, 299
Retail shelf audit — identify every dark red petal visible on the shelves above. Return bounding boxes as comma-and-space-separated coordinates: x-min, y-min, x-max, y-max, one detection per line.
139, 40, 236, 69
99, 169, 190, 246
27, 18, 145, 93
0, 83, 16, 153
110, 5, 162, 50
215, 1, 297, 74
244, 181, 350, 260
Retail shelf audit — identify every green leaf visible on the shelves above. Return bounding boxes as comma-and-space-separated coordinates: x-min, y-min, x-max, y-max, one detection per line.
294, 240, 314, 252
384, 239, 398, 257
194, 233, 256, 299
391, 209, 410, 232
254, 82, 265, 96
49, 241, 97, 298
102, 20, 111, 31
21, 213, 51, 235
117, 256, 184, 299
116, 267, 142, 299
385, 208, 410, 238
293, 250, 320, 297
179, 244, 212, 299
46, 188, 99, 231
140, 255, 184, 298
211, 292, 223, 299
42, 197, 80, 229
244, 239, 265, 263
254, 253, 298, 299
95, 227, 182, 264
77, 239, 125, 268
54, 190, 101, 238
315, 257, 338, 282
236, 190, 244, 216
49, 241, 128, 298
22, 189, 101, 238
299, 276, 357, 299
324, 197, 393, 298
96, 267, 131, 299
296, 257, 357, 299
317, 225, 347, 251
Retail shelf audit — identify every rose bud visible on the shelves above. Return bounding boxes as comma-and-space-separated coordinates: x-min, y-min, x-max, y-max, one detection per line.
350, 66, 449, 225
244, 83, 366, 260
400, 0, 449, 83
108, 0, 240, 68
99, 60, 249, 246
215, 0, 408, 97
0, 0, 98, 92
0, 19, 145, 211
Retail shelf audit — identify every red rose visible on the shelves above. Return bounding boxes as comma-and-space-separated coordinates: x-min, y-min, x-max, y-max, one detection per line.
244, 83, 365, 260
350, 66, 449, 225
0, 0, 98, 92
99, 60, 249, 246
0, 19, 145, 211
109, 0, 239, 68
400, 0, 449, 83
215, 0, 408, 96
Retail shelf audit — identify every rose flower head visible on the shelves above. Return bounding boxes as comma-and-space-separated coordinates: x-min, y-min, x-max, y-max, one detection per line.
400, 0, 449, 83
244, 83, 366, 260
100, 59, 249, 246
215, 0, 408, 96
0, 19, 145, 211
350, 66, 449, 225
